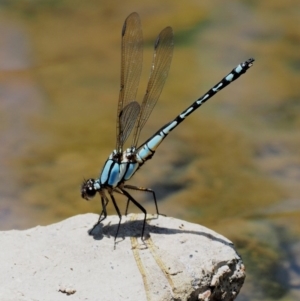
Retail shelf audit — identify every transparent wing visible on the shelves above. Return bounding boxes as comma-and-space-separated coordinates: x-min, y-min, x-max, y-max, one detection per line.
131, 26, 174, 148
119, 101, 140, 147
116, 12, 143, 152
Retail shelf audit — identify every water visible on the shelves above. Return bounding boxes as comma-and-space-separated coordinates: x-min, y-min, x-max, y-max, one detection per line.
0, 1, 299, 300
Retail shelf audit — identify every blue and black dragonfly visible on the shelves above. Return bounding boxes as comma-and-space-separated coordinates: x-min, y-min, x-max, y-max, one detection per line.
81, 12, 254, 239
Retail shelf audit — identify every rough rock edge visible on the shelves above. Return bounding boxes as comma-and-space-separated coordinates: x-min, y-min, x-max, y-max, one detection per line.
0, 214, 245, 301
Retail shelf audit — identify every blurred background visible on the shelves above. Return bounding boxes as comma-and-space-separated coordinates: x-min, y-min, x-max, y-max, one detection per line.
0, 1, 299, 300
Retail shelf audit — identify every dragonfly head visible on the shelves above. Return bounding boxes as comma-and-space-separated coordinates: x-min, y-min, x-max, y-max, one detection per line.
81, 178, 100, 200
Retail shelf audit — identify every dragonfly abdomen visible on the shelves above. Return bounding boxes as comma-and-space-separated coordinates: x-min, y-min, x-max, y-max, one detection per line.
136, 120, 177, 163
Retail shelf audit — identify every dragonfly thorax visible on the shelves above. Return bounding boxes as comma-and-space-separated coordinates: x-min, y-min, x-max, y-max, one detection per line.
110, 149, 122, 161
96, 148, 140, 189
124, 147, 138, 162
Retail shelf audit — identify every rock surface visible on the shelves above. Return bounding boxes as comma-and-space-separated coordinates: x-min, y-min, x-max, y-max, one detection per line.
0, 214, 245, 301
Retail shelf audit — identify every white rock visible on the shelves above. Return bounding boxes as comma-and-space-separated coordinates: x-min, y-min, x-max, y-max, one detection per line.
0, 214, 245, 301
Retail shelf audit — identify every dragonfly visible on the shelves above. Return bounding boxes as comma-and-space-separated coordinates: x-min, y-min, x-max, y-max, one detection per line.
81, 12, 254, 240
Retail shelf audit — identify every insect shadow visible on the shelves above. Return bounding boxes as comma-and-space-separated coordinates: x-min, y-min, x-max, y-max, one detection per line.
88, 216, 233, 249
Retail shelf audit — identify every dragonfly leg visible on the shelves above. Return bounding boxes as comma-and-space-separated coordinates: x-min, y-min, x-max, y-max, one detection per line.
90, 196, 108, 234
121, 188, 147, 240
98, 196, 109, 223
108, 192, 122, 240
123, 184, 162, 216
113, 187, 131, 217
125, 197, 130, 216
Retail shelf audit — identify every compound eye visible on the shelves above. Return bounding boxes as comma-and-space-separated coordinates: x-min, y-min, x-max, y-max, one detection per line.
81, 179, 97, 200
85, 186, 97, 199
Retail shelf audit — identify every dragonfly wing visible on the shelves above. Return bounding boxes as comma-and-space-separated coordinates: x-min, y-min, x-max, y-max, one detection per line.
116, 12, 143, 152
119, 101, 140, 147
132, 26, 174, 148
